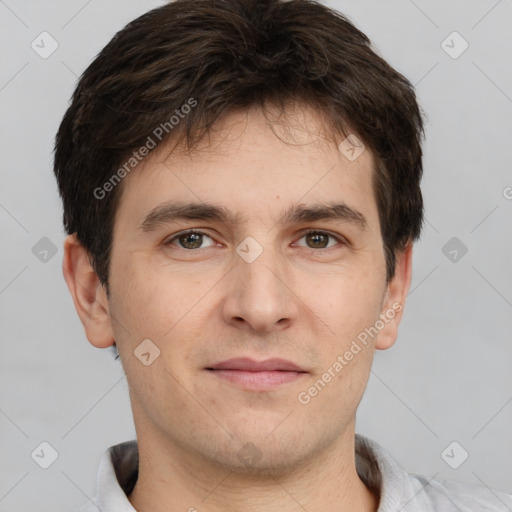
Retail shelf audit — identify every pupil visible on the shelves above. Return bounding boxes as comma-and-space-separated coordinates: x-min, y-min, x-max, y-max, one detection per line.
308, 232, 327, 248
181, 233, 201, 249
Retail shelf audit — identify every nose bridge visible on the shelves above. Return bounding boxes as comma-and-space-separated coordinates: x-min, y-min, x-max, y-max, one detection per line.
236, 231, 286, 295
224, 231, 298, 332
239, 234, 281, 281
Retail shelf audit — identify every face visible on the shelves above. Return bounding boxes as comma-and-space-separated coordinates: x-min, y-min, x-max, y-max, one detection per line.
91, 103, 409, 473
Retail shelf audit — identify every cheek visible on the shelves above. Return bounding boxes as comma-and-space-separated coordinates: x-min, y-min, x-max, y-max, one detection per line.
310, 270, 384, 340
109, 258, 216, 384
108, 256, 172, 343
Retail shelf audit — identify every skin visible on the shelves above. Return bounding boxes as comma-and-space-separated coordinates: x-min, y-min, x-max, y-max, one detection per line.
63, 102, 413, 512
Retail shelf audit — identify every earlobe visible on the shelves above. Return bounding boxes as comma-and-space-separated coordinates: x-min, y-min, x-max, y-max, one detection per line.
375, 243, 413, 351
62, 234, 115, 348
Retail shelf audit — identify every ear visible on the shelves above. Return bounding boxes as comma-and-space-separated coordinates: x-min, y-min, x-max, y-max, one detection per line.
62, 234, 115, 348
375, 243, 413, 351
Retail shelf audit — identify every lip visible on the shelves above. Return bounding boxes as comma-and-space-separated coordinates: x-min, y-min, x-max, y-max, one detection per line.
207, 357, 306, 372
205, 358, 307, 391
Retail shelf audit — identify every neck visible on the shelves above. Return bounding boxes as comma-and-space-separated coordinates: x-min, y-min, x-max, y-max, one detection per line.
128, 421, 379, 512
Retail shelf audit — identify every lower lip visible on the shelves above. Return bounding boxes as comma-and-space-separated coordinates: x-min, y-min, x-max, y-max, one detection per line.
207, 369, 305, 390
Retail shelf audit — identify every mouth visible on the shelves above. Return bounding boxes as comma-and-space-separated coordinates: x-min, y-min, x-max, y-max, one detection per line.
205, 357, 308, 391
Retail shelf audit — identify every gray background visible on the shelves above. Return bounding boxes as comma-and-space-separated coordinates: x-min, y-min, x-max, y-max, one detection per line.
1, 0, 511, 510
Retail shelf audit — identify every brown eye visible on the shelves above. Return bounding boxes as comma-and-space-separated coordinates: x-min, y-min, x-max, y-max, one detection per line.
295, 230, 344, 250
165, 230, 215, 250
306, 232, 329, 248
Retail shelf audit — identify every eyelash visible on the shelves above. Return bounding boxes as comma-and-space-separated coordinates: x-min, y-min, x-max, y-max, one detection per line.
163, 229, 346, 251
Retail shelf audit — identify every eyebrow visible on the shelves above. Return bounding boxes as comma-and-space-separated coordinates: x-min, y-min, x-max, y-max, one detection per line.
139, 200, 368, 232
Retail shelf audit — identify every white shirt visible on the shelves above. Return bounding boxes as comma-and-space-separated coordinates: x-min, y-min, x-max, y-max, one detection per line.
78, 434, 512, 511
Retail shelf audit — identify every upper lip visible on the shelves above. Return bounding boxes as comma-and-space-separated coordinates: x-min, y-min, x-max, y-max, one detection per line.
207, 357, 307, 372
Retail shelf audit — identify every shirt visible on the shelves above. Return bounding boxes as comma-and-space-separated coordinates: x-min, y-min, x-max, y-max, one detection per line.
78, 434, 512, 511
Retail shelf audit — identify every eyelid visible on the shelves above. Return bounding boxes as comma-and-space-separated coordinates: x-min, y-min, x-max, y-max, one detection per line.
163, 228, 217, 248
295, 228, 348, 247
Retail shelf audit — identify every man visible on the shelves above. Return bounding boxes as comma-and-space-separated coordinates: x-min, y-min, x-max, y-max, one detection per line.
53, 0, 512, 510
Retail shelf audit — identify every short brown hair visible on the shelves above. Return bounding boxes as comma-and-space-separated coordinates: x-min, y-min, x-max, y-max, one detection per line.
54, 0, 424, 290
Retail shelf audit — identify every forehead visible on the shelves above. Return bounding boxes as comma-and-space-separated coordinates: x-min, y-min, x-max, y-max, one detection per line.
114, 104, 379, 234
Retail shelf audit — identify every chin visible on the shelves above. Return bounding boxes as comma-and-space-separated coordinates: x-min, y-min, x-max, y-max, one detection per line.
197, 432, 316, 477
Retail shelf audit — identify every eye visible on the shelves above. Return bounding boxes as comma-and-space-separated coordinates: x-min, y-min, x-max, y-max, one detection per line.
294, 229, 345, 250
164, 230, 216, 250
163, 228, 346, 251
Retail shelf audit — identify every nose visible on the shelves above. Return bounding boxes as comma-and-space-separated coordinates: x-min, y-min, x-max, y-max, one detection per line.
221, 242, 299, 334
